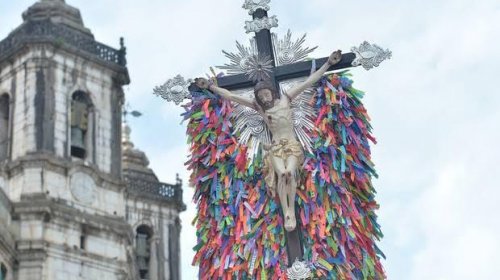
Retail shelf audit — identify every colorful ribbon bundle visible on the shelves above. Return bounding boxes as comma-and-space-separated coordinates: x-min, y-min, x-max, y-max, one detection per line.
185, 72, 385, 279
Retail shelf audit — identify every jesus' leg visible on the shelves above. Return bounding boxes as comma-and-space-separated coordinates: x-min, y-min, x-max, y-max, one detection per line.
271, 155, 293, 230
284, 155, 300, 231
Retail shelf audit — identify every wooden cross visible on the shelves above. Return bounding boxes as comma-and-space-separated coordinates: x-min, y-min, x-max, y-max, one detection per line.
154, 0, 390, 274
212, 4, 389, 267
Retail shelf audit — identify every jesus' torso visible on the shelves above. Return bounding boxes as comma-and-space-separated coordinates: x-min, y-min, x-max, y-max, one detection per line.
259, 97, 296, 142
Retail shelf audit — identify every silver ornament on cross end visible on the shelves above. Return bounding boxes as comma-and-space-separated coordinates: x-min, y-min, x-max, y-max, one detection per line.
351, 41, 392, 70
287, 259, 312, 280
153, 74, 193, 105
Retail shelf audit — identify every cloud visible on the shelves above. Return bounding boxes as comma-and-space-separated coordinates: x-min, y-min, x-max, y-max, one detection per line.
409, 159, 500, 280
371, 0, 500, 277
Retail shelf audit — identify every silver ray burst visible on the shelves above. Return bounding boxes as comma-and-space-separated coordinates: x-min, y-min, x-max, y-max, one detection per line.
273, 30, 317, 66
219, 40, 258, 76
219, 30, 317, 75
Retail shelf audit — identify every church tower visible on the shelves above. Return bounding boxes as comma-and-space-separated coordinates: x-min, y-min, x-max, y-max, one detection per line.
122, 123, 185, 280
0, 1, 184, 279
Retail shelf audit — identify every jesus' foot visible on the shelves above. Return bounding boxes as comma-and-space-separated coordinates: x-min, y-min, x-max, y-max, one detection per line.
284, 212, 297, 231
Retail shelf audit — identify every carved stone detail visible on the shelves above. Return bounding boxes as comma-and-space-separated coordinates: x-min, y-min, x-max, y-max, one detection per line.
0, 20, 126, 67
124, 170, 184, 209
70, 172, 96, 205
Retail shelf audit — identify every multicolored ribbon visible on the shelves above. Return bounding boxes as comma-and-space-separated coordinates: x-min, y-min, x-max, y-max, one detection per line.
185, 72, 385, 279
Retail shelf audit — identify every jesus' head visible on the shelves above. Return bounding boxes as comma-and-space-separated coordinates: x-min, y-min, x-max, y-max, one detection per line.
254, 80, 279, 111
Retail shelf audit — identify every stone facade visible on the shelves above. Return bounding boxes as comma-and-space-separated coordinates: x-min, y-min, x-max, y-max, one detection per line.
0, 1, 184, 280
122, 124, 185, 280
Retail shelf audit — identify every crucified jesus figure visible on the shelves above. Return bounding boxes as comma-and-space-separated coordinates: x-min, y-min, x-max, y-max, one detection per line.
195, 50, 342, 231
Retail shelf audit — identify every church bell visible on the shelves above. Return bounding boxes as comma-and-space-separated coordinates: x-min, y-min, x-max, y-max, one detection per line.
71, 127, 86, 158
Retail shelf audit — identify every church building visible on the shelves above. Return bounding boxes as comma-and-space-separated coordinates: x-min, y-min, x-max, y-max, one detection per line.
0, 0, 185, 279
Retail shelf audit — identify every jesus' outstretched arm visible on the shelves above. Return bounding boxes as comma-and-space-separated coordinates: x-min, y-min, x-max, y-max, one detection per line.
195, 77, 256, 110
287, 50, 342, 100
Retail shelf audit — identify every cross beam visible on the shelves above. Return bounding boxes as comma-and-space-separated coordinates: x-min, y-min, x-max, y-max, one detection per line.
217, 53, 357, 90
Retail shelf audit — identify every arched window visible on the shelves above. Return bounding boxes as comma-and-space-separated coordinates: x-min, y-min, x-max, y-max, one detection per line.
0, 263, 7, 280
0, 93, 10, 162
70, 91, 93, 159
136, 225, 153, 280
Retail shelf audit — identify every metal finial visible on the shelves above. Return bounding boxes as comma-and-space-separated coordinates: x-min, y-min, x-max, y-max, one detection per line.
122, 103, 142, 124
176, 173, 183, 185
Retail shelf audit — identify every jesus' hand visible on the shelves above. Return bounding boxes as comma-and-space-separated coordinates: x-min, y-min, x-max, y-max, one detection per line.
194, 77, 210, 90
328, 50, 342, 66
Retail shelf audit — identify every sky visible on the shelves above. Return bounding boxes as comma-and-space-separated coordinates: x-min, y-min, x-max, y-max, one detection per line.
1, 0, 500, 279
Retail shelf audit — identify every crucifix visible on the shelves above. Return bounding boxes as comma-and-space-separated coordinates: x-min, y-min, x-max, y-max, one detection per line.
154, 1, 390, 278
